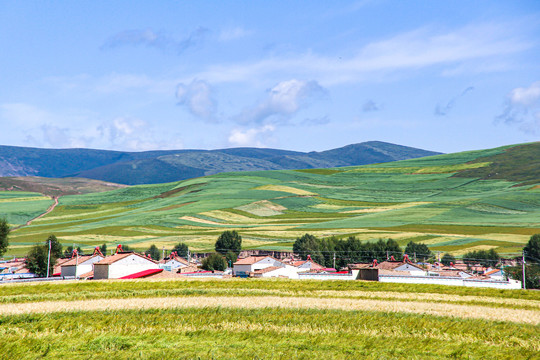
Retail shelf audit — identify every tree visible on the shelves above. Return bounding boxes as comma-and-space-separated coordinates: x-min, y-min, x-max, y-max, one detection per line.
172, 242, 189, 258
48, 235, 63, 259
463, 249, 500, 268
215, 231, 242, 255
63, 245, 83, 257
524, 234, 540, 263
293, 233, 324, 265
25, 235, 63, 277
441, 253, 456, 266
384, 238, 403, 261
225, 251, 237, 267
506, 265, 540, 289
404, 242, 432, 262
145, 244, 161, 261
201, 253, 227, 271
0, 218, 10, 257
25, 245, 50, 277
99, 243, 107, 255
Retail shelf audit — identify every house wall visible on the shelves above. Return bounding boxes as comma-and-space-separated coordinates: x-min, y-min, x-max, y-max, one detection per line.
93, 264, 109, 280
61, 256, 104, 278
379, 275, 522, 289
61, 265, 77, 277
107, 255, 159, 279
257, 265, 299, 279
233, 257, 284, 276
298, 270, 359, 280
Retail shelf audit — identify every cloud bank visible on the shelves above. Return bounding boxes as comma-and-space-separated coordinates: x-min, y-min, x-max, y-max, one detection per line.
236, 79, 326, 124
496, 81, 540, 134
176, 79, 217, 120
102, 27, 209, 54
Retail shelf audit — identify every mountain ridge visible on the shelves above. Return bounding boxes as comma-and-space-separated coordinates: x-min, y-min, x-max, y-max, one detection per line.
0, 141, 441, 185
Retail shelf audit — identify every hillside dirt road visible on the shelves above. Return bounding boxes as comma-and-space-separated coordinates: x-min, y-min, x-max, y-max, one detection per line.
11, 196, 59, 231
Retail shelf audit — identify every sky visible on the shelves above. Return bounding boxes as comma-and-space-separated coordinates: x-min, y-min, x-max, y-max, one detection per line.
0, 1, 539, 154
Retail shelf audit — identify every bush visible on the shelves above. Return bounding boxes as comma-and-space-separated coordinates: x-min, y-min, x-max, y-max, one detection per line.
404, 242, 432, 262
0, 218, 9, 257
25, 235, 63, 277
201, 253, 227, 271
145, 244, 161, 261
172, 242, 189, 258
215, 231, 242, 255
441, 253, 456, 266
506, 265, 540, 289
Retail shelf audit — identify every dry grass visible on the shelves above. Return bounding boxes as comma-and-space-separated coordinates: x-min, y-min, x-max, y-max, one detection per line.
0, 295, 538, 325
253, 184, 316, 196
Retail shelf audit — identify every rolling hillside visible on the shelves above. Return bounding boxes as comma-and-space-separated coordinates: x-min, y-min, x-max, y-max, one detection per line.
0, 141, 440, 185
3, 142, 539, 257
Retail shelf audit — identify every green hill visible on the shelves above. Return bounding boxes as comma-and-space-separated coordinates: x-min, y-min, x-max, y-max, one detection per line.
0, 141, 440, 185
4, 142, 539, 257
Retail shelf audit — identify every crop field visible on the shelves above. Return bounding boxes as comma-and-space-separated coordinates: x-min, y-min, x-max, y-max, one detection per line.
0, 279, 538, 359
2, 143, 540, 257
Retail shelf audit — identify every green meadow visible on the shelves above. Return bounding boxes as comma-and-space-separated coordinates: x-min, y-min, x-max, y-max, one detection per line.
3, 143, 539, 257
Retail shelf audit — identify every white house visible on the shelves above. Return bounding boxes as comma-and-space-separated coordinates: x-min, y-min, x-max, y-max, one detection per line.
291, 256, 325, 273
93, 252, 159, 280
252, 265, 300, 279
233, 256, 286, 277
60, 254, 104, 278
159, 255, 190, 272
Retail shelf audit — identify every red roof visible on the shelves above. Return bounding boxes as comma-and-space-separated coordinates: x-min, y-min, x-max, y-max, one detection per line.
234, 256, 273, 265
119, 269, 163, 279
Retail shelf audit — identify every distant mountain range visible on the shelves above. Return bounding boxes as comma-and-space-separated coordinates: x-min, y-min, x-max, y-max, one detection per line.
0, 141, 441, 185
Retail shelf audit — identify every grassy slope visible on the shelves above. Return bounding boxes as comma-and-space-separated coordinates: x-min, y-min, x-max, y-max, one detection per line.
4, 143, 540, 257
0, 279, 538, 359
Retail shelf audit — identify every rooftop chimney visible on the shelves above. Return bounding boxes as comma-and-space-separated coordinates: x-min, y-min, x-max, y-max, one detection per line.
372, 259, 378, 267
390, 255, 396, 261
403, 254, 410, 263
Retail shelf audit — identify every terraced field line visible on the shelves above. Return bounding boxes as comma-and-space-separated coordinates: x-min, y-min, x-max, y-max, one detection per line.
1, 296, 538, 325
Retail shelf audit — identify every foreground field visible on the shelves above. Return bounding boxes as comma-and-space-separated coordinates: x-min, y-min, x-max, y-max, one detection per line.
4, 142, 540, 257
0, 279, 538, 359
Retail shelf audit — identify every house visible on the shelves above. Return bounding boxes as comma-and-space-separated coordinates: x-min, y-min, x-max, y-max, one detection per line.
252, 265, 300, 279
233, 256, 286, 277
483, 268, 504, 281
291, 255, 325, 273
60, 254, 104, 278
159, 253, 190, 272
93, 252, 159, 280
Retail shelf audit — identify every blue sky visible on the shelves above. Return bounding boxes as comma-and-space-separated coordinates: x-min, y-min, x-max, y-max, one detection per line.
0, 1, 539, 153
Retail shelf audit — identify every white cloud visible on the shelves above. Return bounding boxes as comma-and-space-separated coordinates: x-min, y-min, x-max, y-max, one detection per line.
496, 81, 540, 134
176, 79, 217, 120
196, 22, 531, 86
102, 27, 209, 55
236, 79, 326, 124
0, 103, 51, 126
228, 125, 275, 147
219, 26, 251, 41
509, 81, 540, 107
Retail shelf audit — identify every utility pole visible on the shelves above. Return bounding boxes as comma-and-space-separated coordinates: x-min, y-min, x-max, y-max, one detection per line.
414, 252, 417, 263
46, 238, 51, 278
333, 252, 336, 269
162, 246, 165, 259
522, 250, 526, 290
386, 251, 389, 261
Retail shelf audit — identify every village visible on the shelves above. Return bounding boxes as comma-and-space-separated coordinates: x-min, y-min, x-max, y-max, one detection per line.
0, 244, 522, 289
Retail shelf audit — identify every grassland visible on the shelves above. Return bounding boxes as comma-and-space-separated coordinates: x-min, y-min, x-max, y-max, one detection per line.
2, 143, 539, 257
0, 279, 538, 359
